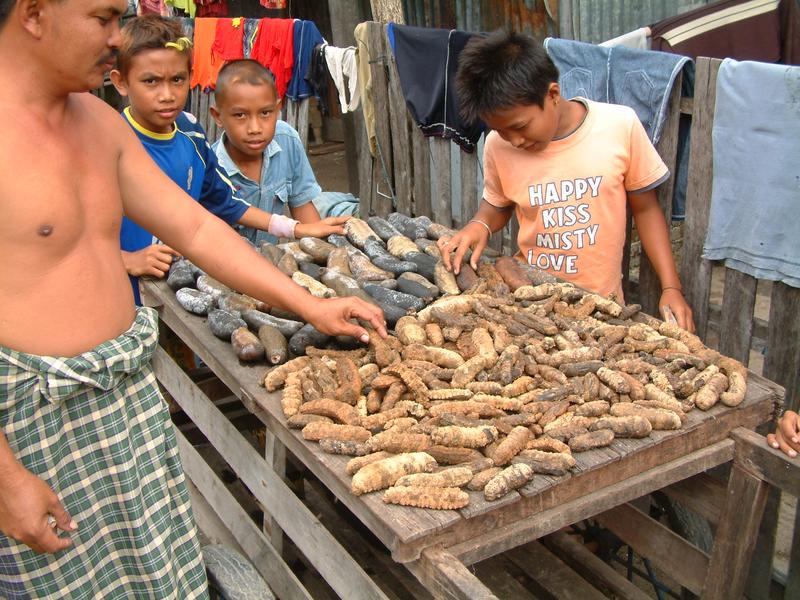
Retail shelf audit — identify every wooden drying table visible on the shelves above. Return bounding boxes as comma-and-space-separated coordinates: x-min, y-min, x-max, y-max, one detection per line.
141, 279, 783, 600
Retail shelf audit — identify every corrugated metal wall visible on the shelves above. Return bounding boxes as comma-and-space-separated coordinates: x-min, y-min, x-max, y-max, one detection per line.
400, 0, 558, 37
557, 0, 713, 42
398, 0, 715, 41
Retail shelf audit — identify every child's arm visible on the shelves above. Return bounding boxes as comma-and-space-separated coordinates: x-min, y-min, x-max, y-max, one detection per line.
767, 411, 799, 458
290, 201, 349, 237
630, 190, 695, 332
121, 244, 181, 278
440, 199, 515, 274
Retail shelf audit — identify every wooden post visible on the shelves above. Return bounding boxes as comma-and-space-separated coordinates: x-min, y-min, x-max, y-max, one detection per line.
264, 430, 286, 556
327, 0, 367, 196
366, 21, 395, 216
680, 58, 722, 341
638, 71, 682, 317
431, 138, 452, 226
370, 0, 405, 23
383, 24, 413, 215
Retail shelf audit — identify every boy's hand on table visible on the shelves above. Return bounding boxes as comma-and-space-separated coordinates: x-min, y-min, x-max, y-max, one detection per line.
767, 410, 800, 458
122, 245, 181, 278
438, 222, 490, 275
0, 465, 77, 553
660, 288, 695, 333
295, 216, 350, 238
302, 296, 387, 343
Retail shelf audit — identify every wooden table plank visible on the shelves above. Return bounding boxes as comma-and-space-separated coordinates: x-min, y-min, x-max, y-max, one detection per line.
405, 546, 499, 600
143, 279, 779, 567
446, 440, 735, 567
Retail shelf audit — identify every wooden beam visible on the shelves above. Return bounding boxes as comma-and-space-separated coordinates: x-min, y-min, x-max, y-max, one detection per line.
731, 427, 800, 497
639, 71, 682, 318
431, 138, 452, 226
176, 431, 313, 600
185, 477, 248, 558
405, 546, 499, 600
370, 0, 405, 23
506, 541, 607, 600
659, 472, 726, 526
763, 281, 800, 412
595, 503, 709, 595
383, 24, 413, 216
701, 463, 769, 600
153, 348, 391, 600
718, 269, 758, 366
542, 531, 652, 600
680, 58, 722, 341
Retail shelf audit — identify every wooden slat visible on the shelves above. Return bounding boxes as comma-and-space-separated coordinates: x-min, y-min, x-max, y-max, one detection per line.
384, 24, 413, 216
264, 430, 286, 555
458, 151, 478, 229
659, 472, 726, 526
153, 348, 391, 600
445, 440, 734, 566
638, 71, 682, 317
185, 477, 248, 558
506, 541, 607, 600
356, 109, 374, 215
542, 531, 652, 600
367, 21, 394, 217
175, 430, 313, 600
405, 546, 499, 600
718, 269, 758, 365
431, 138, 452, 226
303, 479, 432, 600
701, 463, 769, 600
785, 502, 800, 599
731, 427, 800, 497
472, 555, 538, 599
411, 128, 432, 218
296, 98, 311, 150
141, 281, 457, 554
595, 502, 709, 595
680, 58, 722, 341
763, 281, 800, 412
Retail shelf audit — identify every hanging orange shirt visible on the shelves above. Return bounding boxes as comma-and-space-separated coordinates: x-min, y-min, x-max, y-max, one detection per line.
250, 18, 295, 98
190, 18, 222, 90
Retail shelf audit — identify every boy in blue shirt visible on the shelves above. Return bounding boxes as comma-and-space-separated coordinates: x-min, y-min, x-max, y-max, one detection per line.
109, 16, 348, 302
210, 59, 358, 246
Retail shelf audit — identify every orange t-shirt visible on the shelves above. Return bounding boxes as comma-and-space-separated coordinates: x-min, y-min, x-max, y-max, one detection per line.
483, 99, 668, 300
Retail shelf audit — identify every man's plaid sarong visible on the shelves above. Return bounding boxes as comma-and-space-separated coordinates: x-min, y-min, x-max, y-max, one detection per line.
0, 308, 208, 599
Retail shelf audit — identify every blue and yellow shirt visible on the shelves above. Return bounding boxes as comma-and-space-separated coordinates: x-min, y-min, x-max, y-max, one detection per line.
212, 120, 322, 247
120, 108, 250, 303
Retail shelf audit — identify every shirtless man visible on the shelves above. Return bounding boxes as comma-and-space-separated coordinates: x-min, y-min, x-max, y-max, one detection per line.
0, 1, 384, 597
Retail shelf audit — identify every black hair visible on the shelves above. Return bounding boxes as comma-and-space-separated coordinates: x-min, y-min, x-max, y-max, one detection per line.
0, 0, 17, 28
456, 30, 559, 124
215, 59, 277, 106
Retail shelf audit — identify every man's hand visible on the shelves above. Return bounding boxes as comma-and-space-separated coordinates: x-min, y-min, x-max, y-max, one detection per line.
302, 296, 387, 343
767, 410, 800, 458
660, 288, 695, 333
0, 465, 77, 554
121, 245, 181, 278
437, 221, 490, 275
295, 216, 350, 239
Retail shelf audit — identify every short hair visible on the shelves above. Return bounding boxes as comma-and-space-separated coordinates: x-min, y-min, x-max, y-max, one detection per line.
0, 0, 14, 27
215, 59, 277, 106
456, 30, 560, 124
117, 15, 191, 77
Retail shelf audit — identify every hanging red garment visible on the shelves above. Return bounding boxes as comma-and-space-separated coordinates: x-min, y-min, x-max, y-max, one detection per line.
212, 18, 245, 62
259, 0, 287, 8
250, 18, 295, 99
196, 0, 228, 18
191, 18, 223, 90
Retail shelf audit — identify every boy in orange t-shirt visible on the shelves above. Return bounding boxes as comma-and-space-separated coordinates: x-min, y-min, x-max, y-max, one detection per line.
440, 30, 694, 331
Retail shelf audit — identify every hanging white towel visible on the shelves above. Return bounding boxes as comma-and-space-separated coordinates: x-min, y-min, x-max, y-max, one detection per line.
324, 43, 361, 113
